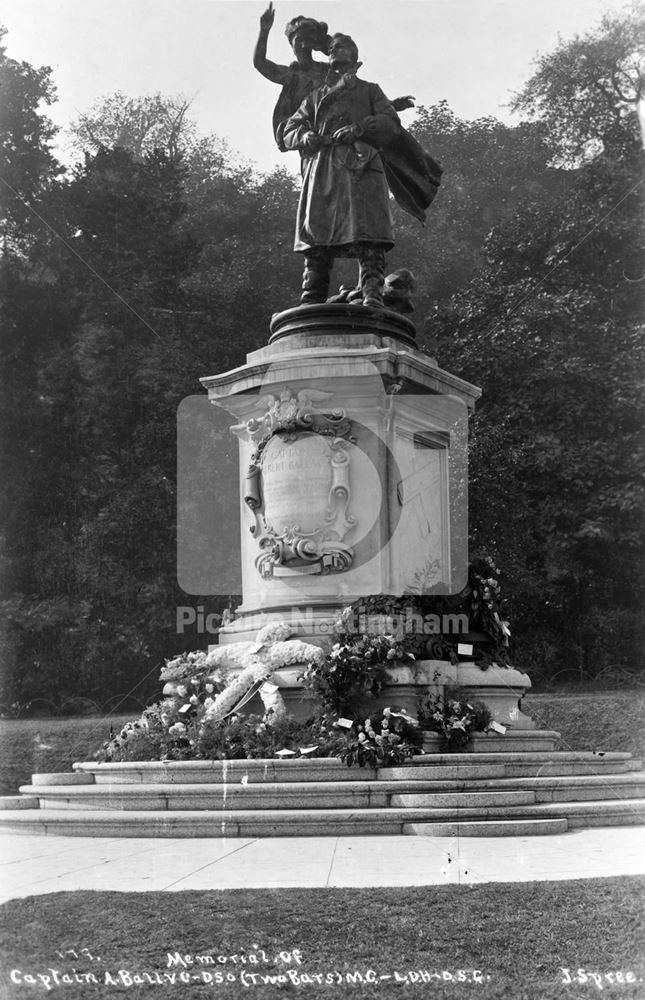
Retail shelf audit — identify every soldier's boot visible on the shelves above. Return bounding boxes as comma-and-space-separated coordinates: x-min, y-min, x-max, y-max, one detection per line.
301, 250, 333, 304
358, 246, 386, 308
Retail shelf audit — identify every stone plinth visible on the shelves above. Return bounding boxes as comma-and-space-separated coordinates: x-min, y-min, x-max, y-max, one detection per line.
363, 660, 535, 729
200, 305, 480, 645
222, 658, 535, 731
419, 660, 536, 730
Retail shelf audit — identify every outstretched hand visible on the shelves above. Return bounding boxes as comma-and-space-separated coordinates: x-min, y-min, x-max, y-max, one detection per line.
260, 2, 275, 31
392, 95, 416, 112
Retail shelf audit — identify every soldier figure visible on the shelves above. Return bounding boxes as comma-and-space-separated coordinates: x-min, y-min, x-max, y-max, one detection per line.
283, 34, 400, 308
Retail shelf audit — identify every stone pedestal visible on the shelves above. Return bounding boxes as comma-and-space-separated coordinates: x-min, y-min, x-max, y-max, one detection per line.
200, 303, 534, 728
361, 660, 534, 728
418, 660, 536, 729
201, 304, 479, 645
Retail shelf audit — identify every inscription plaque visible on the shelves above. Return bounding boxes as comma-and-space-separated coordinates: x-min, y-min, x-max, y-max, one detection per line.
262, 434, 332, 535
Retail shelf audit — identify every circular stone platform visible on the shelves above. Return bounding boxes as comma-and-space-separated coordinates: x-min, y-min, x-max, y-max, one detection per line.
269, 302, 418, 349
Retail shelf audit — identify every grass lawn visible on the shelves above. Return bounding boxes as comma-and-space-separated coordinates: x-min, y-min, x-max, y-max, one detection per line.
0, 692, 643, 797
524, 692, 645, 760
0, 715, 132, 796
0, 879, 643, 998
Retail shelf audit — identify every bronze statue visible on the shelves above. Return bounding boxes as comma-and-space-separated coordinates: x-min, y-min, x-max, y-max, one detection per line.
329, 269, 417, 313
254, 10, 442, 310
253, 4, 415, 150
282, 35, 441, 308
253, 4, 331, 150
283, 34, 399, 307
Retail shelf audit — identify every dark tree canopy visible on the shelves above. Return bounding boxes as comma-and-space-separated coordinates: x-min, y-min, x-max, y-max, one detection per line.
69, 92, 196, 160
511, 3, 645, 162
0, 26, 61, 248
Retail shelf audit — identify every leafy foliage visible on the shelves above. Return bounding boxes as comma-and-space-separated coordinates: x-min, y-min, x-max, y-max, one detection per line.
69, 91, 196, 159
302, 609, 416, 716
430, 88, 644, 683
338, 707, 422, 767
389, 100, 555, 310
511, 3, 645, 163
98, 707, 345, 764
419, 689, 492, 750
0, 26, 61, 248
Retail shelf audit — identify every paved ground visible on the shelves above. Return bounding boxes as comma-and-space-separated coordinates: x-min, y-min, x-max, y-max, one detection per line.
1, 826, 644, 901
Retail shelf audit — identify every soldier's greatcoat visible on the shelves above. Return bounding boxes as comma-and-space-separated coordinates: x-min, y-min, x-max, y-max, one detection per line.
283, 75, 400, 252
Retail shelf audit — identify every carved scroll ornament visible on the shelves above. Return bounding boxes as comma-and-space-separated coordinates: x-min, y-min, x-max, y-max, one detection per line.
233, 388, 356, 578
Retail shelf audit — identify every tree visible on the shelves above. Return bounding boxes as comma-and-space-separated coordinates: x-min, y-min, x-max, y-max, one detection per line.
511, 3, 645, 163
179, 136, 301, 324
430, 7, 645, 683
69, 91, 196, 159
0, 144, 206, 708
60, 145, 200, 310
384, 101, 556, 310
0, 25, 61, 248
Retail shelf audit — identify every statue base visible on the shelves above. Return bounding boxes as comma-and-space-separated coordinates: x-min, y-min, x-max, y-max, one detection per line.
201, 303, 480, 644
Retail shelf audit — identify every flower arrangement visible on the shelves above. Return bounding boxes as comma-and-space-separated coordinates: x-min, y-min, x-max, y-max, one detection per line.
307, 558, 512, 678
96, 611, 499, 766
302, 607, 416, 715
338, 707, 422, 768
401, 554, 512, 668
98, 674, 224, 761
160, 649, 221, 684
198, 711, 345, 761
98, 623, 326, 762
418, 688, 491, 750
464, 555, 511, 664
203, 626, 325, 724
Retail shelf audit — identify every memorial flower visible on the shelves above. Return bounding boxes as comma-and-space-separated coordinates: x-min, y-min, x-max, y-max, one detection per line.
256, 622, 294, 644
419, 689, 491, 750
339, 708, 422, 768
303, 614, 416, 715
202, 623, 324, 724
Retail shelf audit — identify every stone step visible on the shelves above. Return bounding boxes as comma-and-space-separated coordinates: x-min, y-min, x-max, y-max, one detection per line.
0, 806, 542, 838
513, 798, 645, 825
405, 818, 569, 837
532, 775, 645, 803
8, 753, 642, 839
31, 772, 94, 786
381, 760, 637, 780
424, 731, 561, 753
385, 773, 645, 797
66, 759, 638, 790
1, 797, 644, 838
0, 795, 38, 810
404, 751, 634, 765
70, 751, 638, 787
390, 790, 536, 808
451, 772, 645, 803
22, 771, 645, 811
21, 783, 540, 812
72, 759, 377, 785
21, 782, 389, 811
